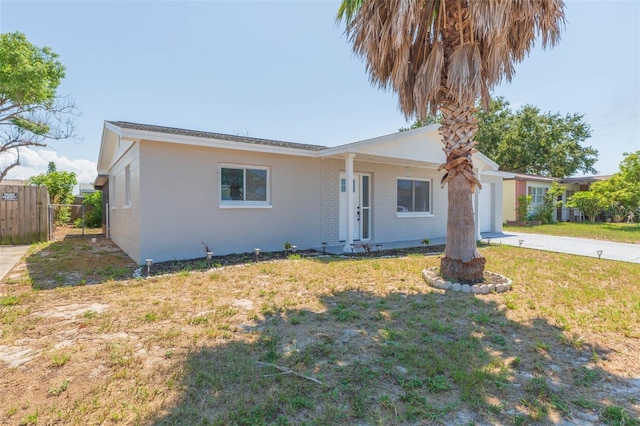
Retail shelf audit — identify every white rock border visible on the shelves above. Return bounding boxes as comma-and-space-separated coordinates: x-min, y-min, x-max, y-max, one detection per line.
422, 267, 512, 294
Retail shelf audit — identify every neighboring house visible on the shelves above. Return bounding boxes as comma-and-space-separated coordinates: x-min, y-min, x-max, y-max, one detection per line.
77, 183, 97, 197
503, 173, 559, 222
560, 175, 612, 192
95, 121, 507, 264
502, 173, 612, 223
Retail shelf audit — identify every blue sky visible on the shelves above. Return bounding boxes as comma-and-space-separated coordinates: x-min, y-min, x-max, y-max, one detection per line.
1, 0, 638, 183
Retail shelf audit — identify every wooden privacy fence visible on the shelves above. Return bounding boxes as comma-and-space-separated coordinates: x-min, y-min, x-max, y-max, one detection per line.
0, 184, 50, 245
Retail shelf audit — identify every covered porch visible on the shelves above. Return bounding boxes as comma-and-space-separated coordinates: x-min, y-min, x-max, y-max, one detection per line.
318, 124, 504, 253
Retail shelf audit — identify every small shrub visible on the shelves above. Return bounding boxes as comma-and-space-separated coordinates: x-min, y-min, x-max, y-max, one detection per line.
82, 191, 103, 228
529, 183, 564, 224
517, 195, 532, 221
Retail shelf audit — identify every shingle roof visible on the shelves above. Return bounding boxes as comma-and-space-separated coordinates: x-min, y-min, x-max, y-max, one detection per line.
560, 175, 612, 185
503, 172, 560, 182
107, 121, 328, 152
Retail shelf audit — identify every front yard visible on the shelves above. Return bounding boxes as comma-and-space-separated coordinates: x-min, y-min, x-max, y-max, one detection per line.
0, 233, 638, 425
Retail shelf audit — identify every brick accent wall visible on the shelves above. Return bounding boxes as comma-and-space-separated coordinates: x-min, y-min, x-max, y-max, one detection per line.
514, 179, 527, 220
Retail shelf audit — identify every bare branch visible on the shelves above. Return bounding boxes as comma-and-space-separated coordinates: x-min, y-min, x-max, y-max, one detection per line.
0, 149, 19, 181
256, 361, 323, 385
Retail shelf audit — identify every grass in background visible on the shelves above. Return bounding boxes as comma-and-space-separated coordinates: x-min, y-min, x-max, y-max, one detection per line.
504, 221, 640, 244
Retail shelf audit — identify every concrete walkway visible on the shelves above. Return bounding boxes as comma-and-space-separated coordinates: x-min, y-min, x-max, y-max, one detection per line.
324, 232, 639, 264
481, 232, 640, 263
0, 245, 30, 281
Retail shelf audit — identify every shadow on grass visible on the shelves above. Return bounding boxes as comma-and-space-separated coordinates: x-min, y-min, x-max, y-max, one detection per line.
150, 289, 639, 425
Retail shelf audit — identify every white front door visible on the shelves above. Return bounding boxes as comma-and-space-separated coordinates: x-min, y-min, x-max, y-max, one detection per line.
339, 173, 371, 241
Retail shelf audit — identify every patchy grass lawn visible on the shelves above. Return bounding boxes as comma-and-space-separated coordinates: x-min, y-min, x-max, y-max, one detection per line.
504, 222, 640, 244
1, 235, 639, 425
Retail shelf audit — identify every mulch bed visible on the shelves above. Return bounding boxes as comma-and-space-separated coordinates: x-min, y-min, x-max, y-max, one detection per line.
146, 245, 447, 276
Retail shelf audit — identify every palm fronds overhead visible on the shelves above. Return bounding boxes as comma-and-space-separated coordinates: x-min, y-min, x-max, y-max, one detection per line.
338, 0, 565, 121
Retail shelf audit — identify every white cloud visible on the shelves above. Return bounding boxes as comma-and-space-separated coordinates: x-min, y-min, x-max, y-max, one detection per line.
1, 147, 97, 184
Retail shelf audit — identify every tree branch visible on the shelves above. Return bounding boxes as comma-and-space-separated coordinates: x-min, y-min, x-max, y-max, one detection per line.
0, 149, 19, 181
256, 361, 323, 385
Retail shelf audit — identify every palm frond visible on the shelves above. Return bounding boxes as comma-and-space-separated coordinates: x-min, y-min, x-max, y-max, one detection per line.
336, 0, 364, 24
414, 41, 443, 120
447, 42, 482, 104
339, 0, 565, 119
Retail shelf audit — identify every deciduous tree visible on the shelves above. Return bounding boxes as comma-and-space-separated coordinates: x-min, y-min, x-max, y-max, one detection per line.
566, 191, 604, 222
403, 96, 598, 178
475, 97, 596, 177
29, 161, 77, 224
590, 151, 640, 221
0, 32, 75, 181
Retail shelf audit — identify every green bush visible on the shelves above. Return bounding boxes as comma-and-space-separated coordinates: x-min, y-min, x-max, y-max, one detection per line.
567, 191, 604, 222
82, 191, 102, 228
516, 195, 531, 221
529, 183, 564, 224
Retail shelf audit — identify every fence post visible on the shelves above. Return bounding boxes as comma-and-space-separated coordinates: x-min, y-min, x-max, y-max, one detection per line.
48, 204, 53, 240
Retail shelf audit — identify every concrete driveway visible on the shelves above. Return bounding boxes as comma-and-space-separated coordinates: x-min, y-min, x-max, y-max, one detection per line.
0, 245, 30, 281
481, 232, 640, 263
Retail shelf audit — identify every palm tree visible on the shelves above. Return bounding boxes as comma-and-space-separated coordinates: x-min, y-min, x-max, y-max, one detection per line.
338, 0, 565, 282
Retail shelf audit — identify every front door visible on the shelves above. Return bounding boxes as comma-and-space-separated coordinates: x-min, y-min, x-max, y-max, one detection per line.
339, 173, 371, 241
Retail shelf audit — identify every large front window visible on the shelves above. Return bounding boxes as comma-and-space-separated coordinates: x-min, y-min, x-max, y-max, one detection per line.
397, 178, 431, 215
220, 165, 269, 206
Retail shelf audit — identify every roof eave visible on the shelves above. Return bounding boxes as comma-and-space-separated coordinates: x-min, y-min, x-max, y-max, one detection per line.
117, 126, 320, 158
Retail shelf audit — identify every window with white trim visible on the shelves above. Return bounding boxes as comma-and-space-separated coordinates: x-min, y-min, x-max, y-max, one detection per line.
528, 186, 546, 204
110, 175, 117, 208
397, 178, 431, 214
220, 165, 269, 206
124, 164, 131, 207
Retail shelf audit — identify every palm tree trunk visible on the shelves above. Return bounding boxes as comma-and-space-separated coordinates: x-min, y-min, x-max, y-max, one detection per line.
438, 100, 486, 282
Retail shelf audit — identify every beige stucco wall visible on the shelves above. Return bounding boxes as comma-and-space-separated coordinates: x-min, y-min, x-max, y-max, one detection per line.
502, 179, 516, 222
108, 142, 141, 262
106, 137, 504, 263
137, 140, 323, 263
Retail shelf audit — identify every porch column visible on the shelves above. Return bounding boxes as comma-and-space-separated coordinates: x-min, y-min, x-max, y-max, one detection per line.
343, 153, 355, 252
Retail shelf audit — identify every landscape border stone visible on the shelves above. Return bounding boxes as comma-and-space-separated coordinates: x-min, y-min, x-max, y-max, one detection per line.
422, 267, 512, 294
